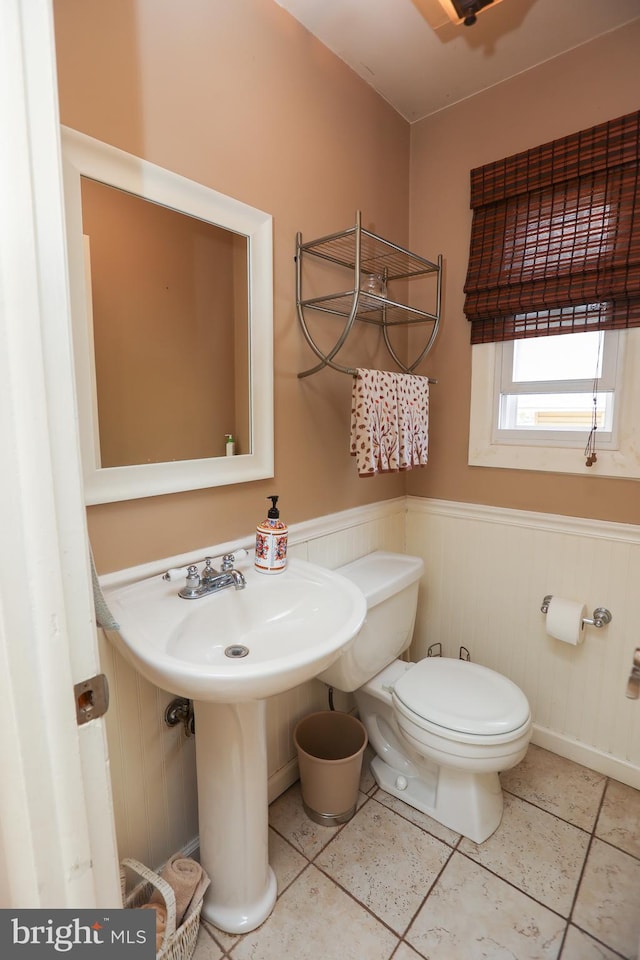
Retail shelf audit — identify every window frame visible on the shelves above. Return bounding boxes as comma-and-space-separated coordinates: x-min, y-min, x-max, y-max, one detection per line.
469, 328, 640, 478
492, 331, 621, 449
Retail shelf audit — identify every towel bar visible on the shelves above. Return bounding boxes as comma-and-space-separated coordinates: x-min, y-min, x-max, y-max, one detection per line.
350, 370, 438, 385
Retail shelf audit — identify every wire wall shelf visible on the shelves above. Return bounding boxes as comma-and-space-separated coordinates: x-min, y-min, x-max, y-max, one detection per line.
296, 211, 442, 380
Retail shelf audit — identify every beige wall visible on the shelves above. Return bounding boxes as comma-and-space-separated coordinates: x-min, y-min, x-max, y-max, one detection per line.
54, 0, 410, 573
54, 2, 640, 576
408, 20, 640, 525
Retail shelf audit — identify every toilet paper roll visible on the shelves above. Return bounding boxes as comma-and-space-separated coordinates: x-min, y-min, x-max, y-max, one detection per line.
545, 596, 587, 645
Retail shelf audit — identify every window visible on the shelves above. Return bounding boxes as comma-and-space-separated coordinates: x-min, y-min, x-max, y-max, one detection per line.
464, 110, 640, 477
469, 328, 640, 478
494, 330, 620, 448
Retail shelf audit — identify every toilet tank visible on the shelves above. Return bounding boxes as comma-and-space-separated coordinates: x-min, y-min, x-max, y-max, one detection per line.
317, 551, 424, 692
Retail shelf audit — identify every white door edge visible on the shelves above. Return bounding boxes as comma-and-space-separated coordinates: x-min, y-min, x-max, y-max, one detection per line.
0, 0, 120, 907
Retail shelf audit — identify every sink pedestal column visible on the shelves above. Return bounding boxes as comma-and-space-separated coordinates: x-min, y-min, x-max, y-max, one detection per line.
193, 699, 277, 934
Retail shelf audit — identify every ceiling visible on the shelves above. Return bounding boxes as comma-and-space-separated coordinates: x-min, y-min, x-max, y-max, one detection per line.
273, 0, 640, 122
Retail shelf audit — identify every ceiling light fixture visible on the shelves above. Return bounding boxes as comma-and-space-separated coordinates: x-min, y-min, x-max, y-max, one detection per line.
437, 0, 505, 27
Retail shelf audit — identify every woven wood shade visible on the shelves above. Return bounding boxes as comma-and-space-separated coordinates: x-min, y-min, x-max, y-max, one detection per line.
464, 110, 640, 344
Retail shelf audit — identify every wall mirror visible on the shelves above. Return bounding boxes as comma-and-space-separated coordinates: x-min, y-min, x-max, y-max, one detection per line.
61, 126, 273, 504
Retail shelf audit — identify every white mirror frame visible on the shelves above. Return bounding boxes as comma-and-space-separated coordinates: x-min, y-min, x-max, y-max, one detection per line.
61, 126, 274, 504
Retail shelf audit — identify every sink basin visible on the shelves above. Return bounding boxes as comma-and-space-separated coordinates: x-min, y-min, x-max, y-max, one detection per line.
102, 554, 367, 935
104, 557, 367, 702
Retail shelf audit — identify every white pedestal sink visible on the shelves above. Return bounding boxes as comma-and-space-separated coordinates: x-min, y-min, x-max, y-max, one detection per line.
104, 556, 366, 933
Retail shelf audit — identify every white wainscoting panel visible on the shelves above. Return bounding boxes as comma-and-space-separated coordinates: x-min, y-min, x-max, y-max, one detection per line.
406, 498, 640, 788
98, 632, 198, 871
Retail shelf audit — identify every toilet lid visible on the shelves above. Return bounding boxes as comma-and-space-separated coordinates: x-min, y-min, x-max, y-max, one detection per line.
393, 658, 530, 736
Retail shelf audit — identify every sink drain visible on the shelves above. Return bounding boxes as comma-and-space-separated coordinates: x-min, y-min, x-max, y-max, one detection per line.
225, 644, 250, 659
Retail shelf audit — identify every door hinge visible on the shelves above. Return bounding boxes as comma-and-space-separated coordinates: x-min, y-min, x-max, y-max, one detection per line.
74, 673, 109, 725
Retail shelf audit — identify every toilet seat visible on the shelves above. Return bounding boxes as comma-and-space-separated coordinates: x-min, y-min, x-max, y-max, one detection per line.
392, 658, 531, 745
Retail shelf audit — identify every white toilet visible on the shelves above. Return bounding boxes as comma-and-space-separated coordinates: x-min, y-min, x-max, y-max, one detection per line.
318, 550, 532, 843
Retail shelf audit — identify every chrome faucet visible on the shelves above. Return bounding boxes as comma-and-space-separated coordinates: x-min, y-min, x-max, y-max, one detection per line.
178, 554, 247, 599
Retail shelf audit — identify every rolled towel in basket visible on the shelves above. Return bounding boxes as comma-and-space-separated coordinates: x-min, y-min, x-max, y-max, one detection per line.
150, 855, 204, 925
139, 902, 167, 953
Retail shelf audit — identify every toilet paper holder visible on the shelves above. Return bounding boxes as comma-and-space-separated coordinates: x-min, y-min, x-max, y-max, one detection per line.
541, 595, 612, 628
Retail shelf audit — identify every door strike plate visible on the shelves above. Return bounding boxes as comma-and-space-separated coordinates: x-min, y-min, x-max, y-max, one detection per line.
74, 673, 109, 725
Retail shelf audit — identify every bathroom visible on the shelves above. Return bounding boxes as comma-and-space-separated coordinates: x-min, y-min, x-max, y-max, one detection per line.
2, 0, 640, 957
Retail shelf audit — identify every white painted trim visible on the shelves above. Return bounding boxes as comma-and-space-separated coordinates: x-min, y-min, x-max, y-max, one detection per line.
268, 723, 640, 794
532, 725, 640, 790
407, 496, 640, 544
268, 758, 300, 804
99, 536, 256, 590
100, 497, 407, 588
130, 836, 201, 879
62, 126, 274, 503
493, 332, 621, 448
0, 0, 119, 907
287, 497, 407, 546
469, 331, 640, 479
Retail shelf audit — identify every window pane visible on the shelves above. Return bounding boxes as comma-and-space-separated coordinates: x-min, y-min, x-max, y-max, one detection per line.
500, 391, 613, 431
512, 331, 604, 382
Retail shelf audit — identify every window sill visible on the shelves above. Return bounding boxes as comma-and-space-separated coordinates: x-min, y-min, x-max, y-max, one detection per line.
469, 330, 640, 480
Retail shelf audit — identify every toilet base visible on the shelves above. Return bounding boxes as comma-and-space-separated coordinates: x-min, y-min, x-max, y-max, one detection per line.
370, 754, 503, 843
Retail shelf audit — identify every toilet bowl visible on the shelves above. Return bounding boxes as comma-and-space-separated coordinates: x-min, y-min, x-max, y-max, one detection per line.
317, 551, 532, 843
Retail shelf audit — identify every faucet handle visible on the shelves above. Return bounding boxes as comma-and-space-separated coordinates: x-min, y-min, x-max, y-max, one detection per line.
163, 565, 189, 582
178, 565, 201, 599
202, 557, 217, 582
221, 548, 248, 571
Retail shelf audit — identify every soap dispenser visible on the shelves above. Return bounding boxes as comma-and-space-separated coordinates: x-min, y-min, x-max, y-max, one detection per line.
255, 495, 288, 574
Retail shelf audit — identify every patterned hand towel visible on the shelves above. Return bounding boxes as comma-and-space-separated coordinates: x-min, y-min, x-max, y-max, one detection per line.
350, 369, 400, 476
397, 374, 429, 469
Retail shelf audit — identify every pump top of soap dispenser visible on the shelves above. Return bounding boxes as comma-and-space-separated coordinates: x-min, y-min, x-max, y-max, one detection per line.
260, 495, 286, 533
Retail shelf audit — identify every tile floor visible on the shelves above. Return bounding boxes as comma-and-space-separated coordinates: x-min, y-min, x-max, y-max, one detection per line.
193, 744, 640, 960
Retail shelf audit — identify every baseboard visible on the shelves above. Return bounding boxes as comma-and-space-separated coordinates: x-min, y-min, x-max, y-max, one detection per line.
151, 834, 202, 872
532, 723, 640, 790
184, 729, 638, 869
268, 758, 300, 804
268, 729, 640, 799
180, 836, 200, 860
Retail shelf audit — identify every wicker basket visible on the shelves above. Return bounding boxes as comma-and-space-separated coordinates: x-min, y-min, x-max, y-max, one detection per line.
121, 857, 207, 960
